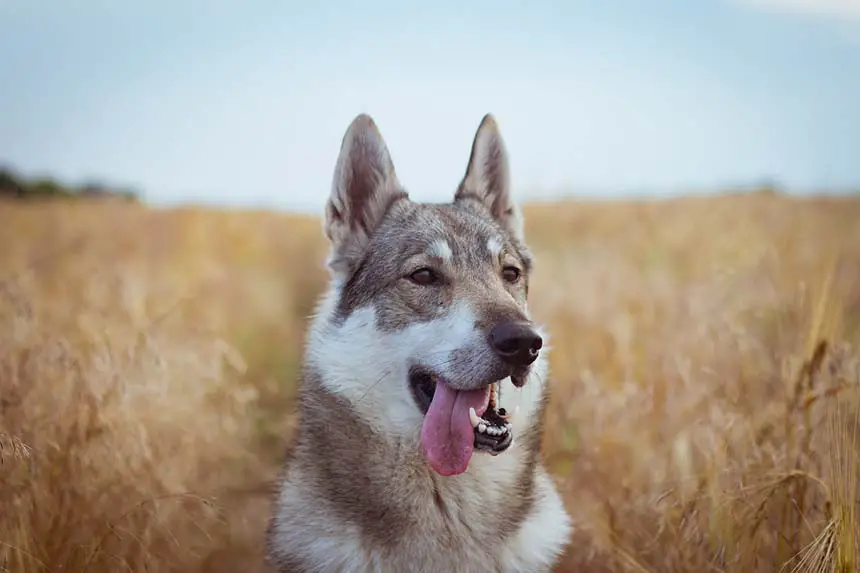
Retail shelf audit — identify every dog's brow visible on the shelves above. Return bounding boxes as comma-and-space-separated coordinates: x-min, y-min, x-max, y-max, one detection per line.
426, 239, 453, 263
486, 236, 503, 260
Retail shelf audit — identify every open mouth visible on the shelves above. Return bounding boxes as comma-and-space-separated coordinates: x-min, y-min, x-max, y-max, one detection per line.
409, 367, 522, 476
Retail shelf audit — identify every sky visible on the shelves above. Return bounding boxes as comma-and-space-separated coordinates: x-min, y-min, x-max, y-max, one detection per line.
1, 0, 859, 213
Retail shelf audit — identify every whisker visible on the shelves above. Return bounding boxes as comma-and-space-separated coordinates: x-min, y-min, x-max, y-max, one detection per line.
355, 368, 393, 406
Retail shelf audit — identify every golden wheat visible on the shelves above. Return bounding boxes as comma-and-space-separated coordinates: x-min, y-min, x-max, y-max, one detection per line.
1, 193, 858, 572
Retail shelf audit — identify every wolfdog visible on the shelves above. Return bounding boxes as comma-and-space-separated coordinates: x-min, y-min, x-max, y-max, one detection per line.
266, 113, 572, 572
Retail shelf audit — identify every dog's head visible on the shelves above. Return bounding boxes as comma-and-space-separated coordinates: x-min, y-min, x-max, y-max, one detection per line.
306, 114, 548, 477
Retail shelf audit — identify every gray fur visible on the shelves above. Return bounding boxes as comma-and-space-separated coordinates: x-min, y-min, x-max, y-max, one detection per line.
266, 113, 572, 573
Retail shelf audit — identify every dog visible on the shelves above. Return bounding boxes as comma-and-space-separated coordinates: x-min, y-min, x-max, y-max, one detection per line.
266, 113, 572, 572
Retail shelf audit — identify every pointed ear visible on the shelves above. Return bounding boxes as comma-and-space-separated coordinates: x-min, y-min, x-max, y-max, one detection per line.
454, 114, 524, 240
324, 114, 408, 276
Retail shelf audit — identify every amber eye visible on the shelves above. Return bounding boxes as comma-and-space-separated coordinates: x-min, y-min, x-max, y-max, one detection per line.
502, 266, 521, 283
409, 268, 440, 286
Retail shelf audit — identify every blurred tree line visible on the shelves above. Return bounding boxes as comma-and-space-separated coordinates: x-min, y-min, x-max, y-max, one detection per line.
0, 165, 140, 202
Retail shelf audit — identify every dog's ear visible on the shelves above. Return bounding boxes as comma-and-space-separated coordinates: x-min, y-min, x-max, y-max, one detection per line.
325, 114, 407, 276
454, 114, 524, 241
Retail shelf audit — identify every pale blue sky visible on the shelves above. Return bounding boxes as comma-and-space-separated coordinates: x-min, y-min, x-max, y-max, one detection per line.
1, 0, 859, 212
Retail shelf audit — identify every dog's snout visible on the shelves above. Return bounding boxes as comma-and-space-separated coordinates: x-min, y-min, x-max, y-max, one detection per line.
488, 322, 542, 367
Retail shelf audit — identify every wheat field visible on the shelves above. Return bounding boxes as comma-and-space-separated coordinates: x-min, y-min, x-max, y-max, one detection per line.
1, 192, 859, 572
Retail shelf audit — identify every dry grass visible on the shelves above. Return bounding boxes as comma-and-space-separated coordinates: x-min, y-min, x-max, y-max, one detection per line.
1, 192, 859, 572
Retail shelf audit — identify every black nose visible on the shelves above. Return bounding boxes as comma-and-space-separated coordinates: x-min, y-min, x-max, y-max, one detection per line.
488, 322, 543, 367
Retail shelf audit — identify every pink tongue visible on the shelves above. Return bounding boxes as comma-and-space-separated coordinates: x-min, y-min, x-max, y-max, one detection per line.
420, 381, 489, 476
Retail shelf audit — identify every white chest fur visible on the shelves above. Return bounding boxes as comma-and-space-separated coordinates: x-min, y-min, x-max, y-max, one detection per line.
269, 441, 573, 573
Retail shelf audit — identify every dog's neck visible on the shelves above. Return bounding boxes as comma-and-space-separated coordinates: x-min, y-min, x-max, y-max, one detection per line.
289, 368, 549, 547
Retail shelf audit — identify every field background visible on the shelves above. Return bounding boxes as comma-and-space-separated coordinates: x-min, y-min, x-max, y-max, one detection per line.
1, 192, 859, 572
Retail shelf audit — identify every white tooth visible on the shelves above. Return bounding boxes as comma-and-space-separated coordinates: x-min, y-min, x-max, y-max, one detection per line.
487, 427, 497, 436
478, 423, 487, 433
469, 407, 481, 428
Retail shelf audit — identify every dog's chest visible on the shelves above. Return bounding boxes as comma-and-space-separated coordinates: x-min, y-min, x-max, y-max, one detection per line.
269, 453, 572, 573
386, 460, 570, 572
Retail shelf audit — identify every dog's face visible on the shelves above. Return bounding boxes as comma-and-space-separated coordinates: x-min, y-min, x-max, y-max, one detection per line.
306, 114, 548, 477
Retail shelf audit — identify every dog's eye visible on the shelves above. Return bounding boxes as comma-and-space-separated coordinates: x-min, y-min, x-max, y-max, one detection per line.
501, 266, 521, 283
409, 268, 440, 286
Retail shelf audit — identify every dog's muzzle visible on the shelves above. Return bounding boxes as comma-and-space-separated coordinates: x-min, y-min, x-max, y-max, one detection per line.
488, 321, 542, 386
